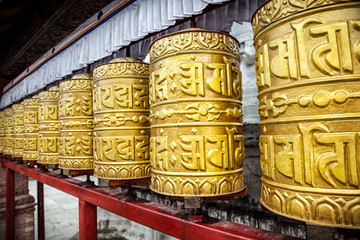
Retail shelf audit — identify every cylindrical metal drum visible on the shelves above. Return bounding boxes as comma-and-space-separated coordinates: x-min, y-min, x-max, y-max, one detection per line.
149, 29, 245, 197
4, 107, 13, 156
59, 74, 94, 170
23, 95, 39, 162
252, 0, 360, 228
0, 111, 5, 154
12, 103, 24, 158
92, 57, 151, 180
38, 86, 60, 165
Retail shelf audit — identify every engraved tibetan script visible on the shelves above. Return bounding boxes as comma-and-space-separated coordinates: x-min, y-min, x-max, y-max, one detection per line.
179, 59, 242, 99
180, 128, 243, 171
260, 123, 359, 188
39, 105, 58, 120
95, 136, 150, 162
95, 85, 148, 110
258, 18, 357, 83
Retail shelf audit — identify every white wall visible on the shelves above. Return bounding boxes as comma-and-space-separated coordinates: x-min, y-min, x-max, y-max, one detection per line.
230, 22, 259, 124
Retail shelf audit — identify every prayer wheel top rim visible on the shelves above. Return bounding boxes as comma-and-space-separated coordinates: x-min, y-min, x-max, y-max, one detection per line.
251, 0, 353, 37
23, 95, 39, 107
149, 28, 240, 62
92, 57, 147, 70
12, 103, 24, 112
59, 74, 93, 91
48, 85, 59, 91
109, 57, 143, 63
70, 73, 92, 80
39, 86, 60, 101
4, 107, 12, 116
92, 57, 149, 82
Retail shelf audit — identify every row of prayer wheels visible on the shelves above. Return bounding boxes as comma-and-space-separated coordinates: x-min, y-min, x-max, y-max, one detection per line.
0, 29, 246, 198
0, 0, 359, 228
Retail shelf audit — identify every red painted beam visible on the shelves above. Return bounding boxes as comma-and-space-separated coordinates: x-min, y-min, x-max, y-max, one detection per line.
4, 160, 296, 240
5, 167, 15, 240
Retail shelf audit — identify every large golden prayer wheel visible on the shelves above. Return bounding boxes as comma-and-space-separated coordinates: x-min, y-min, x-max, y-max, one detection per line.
252, 0, 360, 228
23, 95, 39, 162
38, 86, 60, 165
92, 57, 151, 180
12, 103, 24, 158
4, 107, 13, 156
0, 111, 5, 154
149, 29, 245, 197
59, 74, 94, 170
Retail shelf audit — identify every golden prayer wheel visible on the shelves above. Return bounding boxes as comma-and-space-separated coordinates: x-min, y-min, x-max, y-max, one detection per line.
59, 74, 94, 170
38, 86, 60, 165
4, 107, 13, 156
252, 0, 360, 228
0, 111, 5, 154
23, 95, 39, 162
149, 29, 245, 197
92, 57, 151, 180
12, 103, 24, 158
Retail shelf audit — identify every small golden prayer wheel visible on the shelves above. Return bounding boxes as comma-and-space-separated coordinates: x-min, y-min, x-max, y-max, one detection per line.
0, 110, 5, 154
38, 86, 60, 165
23, 95, 39, 162
252, 0, 360, 228
12, 103, 24, 158
92, 57, 151, 180
4, 107, 13, 156
149, 29, 245, 197
59, 74, 94, 170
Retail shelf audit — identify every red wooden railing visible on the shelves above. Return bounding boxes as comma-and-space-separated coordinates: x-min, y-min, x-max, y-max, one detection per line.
1, 158, 295, 240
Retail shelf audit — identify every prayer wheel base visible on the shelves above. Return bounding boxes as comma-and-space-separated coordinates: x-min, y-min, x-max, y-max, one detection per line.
13, 157, 23, 164
38, 163, 58, 171
62, 169, 94, 177
26, 161, 37, 167
163, 187, 248, 201
99, 177, 150, 189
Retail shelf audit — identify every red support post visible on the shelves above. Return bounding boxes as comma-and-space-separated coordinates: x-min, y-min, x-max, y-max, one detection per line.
79, 199, 97, 240
37, 181, 45, 240
6, 167, 15, 240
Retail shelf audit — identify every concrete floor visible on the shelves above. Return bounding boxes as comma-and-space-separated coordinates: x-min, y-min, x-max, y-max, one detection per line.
28, 173, 89, 240
28, 172, 177, 240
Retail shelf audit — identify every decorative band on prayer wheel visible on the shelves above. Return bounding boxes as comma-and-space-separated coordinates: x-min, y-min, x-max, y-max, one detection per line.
23, 95, 39, 162
4, 107, 13, 156
92, 58, 151, 180
12, 103, 24, 158
59, 74, 94, 170
0, 111, 5, 154
149, 29, 245, 197
38, 86, 60, 164
252, 0, 360, 228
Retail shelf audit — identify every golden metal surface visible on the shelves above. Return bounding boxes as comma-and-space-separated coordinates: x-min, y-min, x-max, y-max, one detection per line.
59, 74, 94, 170
92, 57, 151, 179
4, 107, 13, 155
38, 86, 60, 164
23, 95, 39, 161
252, 0, 360, 228
12, 103, 24, 158
0, 110, 5, 153
149, 29, 245, 197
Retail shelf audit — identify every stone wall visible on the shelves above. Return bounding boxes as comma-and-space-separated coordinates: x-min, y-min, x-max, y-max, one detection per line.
0, 164, 35, 240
